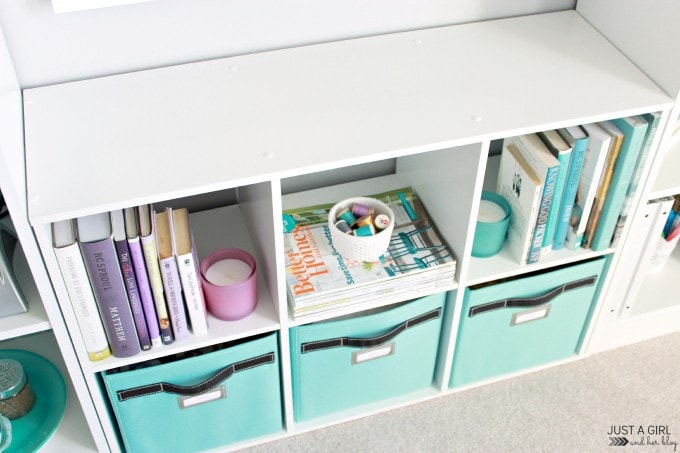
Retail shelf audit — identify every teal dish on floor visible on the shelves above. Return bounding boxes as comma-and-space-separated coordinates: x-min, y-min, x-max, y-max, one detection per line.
0, 349, 66, 453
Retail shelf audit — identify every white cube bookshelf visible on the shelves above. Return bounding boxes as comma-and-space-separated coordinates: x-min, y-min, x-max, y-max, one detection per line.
4, 8, 676, 451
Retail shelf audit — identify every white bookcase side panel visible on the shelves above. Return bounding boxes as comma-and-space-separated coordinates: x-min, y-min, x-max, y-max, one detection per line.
23, 10, 671, 224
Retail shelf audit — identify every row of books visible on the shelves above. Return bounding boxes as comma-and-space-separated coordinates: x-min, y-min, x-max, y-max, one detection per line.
282, 187, 457, 319
498, 112, 661, 265
52, 205, 208, 360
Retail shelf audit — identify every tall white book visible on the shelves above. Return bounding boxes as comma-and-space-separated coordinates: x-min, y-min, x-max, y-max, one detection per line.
496, 142, 543, 265
52, 219, 111, 361
510, 134, 560, 264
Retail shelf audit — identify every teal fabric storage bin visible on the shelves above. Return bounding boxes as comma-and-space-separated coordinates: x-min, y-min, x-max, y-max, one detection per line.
102, 332, 283, 452
450, 257, 604, 388
290, 292, 446, 422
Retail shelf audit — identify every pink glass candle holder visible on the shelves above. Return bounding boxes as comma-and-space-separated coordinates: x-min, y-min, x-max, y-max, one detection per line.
200, 248, 258, 321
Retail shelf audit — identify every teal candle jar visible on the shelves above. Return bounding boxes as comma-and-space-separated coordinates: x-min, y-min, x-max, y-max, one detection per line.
471, 191, 511, 258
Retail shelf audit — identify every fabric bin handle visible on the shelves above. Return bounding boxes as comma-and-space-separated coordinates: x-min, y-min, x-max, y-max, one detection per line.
468, 275, 597, 318
301, 307, 441, 354
116, 352, 275, 401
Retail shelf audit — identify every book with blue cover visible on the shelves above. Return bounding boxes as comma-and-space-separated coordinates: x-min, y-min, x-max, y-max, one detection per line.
537, 129, 572, 255
553, 126, 589, 250
590, 116, 649, 251
610, 112, 660, 248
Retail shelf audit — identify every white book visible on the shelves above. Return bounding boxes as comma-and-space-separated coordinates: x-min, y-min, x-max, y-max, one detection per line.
155, 207, 190, 341
511, 134, 560, 264
52, 219, 111, 361
496, 142, 543, 265
565, 122, 612, 250
171, 208, 209, 336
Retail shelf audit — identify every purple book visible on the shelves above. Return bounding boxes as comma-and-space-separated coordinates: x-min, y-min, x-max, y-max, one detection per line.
124, 207, 164, 346
112, 209, 151, 350
77, 212, 141, 358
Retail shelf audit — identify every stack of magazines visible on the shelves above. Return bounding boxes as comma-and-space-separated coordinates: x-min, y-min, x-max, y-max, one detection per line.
283, 187, 457, 319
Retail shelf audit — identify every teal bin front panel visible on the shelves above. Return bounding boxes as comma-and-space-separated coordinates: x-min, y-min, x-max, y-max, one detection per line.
450, 257, 605, 388
290, 292, 446, 422
102, 332, 283, 453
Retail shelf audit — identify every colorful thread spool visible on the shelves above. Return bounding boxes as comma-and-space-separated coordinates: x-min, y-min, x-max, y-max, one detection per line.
335, 219, 352, 234
336, 208, 356, 225
352, 203, 374, 218
354, 224, 376, 236
352, 215, 374, 230
374, 214, 390, 230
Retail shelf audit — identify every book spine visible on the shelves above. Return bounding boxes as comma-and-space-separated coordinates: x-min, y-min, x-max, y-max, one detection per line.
527, 165, 558, 264
176, 251, 209, 336
140, 234, 174, 344
565, 128, 610, 250
53, 243, 111, 361
160, 256, 190, 341
553, 137, 588, 250
582, 132, 622, 250
114, 238, 152, 351
591, 119, 649, 251
541, 149, 570, 254
80, 238, 141, 358
127, 237, 162, 346
610, 114, 659, 247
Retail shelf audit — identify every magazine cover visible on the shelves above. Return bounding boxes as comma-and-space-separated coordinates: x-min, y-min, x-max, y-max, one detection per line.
283, 187, 456, 313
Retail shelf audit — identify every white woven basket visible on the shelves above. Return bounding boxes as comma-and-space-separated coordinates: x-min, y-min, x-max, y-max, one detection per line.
328, 197, 395, 262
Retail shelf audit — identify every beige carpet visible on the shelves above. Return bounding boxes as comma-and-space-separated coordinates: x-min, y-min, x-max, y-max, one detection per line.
244, 331, 680, 452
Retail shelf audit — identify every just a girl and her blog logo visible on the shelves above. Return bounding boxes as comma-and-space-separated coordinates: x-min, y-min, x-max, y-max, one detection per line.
608, 425, 677, 451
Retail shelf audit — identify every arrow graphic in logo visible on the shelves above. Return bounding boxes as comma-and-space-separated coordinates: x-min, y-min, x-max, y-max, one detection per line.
609, 437, 629, 446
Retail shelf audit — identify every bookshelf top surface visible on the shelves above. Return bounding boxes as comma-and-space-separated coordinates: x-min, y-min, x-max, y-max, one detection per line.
23, 10, 671, 223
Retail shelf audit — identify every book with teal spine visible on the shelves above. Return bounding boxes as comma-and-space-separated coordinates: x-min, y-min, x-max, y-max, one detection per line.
537, 129, 572, 255
610, 112, 660, 248
590, 116, 649, 251
553, 126, 589, 250
565, 122, 612, 250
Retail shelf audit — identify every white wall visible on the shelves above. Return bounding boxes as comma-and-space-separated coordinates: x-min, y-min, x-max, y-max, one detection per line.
0, 0, 574, 88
